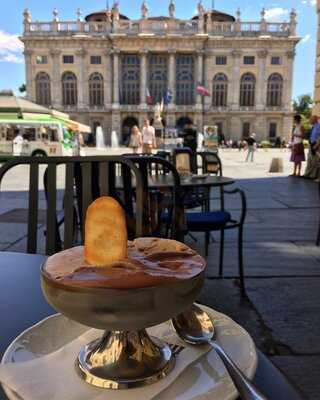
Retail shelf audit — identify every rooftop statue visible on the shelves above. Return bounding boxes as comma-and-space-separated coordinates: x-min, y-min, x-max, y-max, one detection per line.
169, 0, 175, 18
141, 1, 149, 19
197, 1, 205, 17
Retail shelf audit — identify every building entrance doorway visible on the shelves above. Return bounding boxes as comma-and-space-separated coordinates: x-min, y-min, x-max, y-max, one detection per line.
122, 116, 139, 145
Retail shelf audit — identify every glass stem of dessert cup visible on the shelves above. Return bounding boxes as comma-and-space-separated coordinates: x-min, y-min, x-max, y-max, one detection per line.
77, 329, 176, 389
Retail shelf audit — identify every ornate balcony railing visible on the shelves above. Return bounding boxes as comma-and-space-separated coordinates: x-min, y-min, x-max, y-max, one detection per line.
24, 19, 295, 38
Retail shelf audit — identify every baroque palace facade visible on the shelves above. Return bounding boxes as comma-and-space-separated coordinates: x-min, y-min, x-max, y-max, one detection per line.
21, 2, 300, 144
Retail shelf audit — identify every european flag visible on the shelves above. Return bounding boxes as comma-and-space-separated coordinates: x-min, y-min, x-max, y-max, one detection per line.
164, 89, 173, 105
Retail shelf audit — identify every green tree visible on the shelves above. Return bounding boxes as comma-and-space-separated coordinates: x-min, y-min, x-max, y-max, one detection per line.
19, 84, 26, 93
293, 94, 313, 136
293, 94, 313, 118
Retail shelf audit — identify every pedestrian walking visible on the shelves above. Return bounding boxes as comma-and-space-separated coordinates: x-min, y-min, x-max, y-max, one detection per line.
142, 119, 156, 154
129, 125, 142, 154
245, 133, 256, 162
290, 114, 305, 176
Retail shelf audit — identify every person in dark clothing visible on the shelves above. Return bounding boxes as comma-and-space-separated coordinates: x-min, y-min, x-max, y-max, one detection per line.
182, 123, 197, 153
181, 123, 197, 172
245, 133, 256, 162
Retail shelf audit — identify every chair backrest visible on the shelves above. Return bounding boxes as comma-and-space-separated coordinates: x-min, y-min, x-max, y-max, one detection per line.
198, 152, 223, 176
0, 156, 144, 255
122, 154, 185, 241
172, 147, 196, 174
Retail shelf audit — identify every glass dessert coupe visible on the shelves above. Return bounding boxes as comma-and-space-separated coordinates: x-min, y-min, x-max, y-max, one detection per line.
40, 261, 204, 389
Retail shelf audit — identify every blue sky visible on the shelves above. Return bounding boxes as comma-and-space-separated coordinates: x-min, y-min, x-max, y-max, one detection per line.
0, 0, 317, 99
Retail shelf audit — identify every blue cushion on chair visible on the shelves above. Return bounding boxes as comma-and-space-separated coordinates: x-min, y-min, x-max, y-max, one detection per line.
186, 211, 232, 231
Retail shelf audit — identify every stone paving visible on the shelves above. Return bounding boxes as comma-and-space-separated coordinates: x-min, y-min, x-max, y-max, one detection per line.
0, 149, 319, 399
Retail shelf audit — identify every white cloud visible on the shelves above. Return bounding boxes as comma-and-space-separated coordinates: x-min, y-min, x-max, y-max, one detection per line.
301, 0, 316, 6
301, 33, 312, 43
264, 7, 289, 21
0, 30, 24, 64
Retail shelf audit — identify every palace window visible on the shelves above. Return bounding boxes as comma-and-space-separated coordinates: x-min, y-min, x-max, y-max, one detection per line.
63, 55, 74, 64
216, 56, 227, 65
89, 73, 104, 107
148, 54, 168, 104
35, 72, 51, 106
176, 54, 195, 105
121, 54, 140, 105
243, 56, 255, 65
212, 73, 228, 107
91, 55, 102, 65
267, 73, 283, 107
62, 72, 77, 106
240, 73, 256, 107
271, 56, 281, 65
36, 55, 48, 65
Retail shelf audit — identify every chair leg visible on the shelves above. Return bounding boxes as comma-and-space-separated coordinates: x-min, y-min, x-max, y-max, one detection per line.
219, 229, 224, 277
238, 226, 246, 297
317, 222, 320, 246
205, 232, 210, 257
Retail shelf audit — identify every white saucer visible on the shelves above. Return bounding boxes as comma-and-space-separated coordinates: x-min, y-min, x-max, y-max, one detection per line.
1, 305, 257, 400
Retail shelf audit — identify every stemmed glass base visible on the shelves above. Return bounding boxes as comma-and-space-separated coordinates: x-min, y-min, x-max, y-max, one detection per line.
77, 329, 175, 389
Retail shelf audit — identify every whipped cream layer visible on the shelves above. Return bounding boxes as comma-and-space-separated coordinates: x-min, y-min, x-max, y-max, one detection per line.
44, 238, 205, 289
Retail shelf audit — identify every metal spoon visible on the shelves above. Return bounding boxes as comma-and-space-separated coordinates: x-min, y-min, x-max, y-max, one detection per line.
172, 304, 268, 400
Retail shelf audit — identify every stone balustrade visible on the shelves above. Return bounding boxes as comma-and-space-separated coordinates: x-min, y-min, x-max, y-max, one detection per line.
25, 19, 295, 37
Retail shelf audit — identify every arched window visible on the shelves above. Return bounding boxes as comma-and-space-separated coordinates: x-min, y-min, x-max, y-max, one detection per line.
267, 73, 283, 107
121, 54, 140, 105
148, 54, 168, 104
212, 73, 228, 107
176, 54, 195, 105
62, 72, 77, 106
240, 73, 256, 107
35, 72, 51, 106
89, 73, 104, 107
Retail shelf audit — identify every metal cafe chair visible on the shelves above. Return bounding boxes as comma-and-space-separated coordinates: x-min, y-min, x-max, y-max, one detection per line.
0, 156, 145, 255
185, 188, 247, 296
198, 151, 223, 176
122, 154, 185, 241
172, 147, 197, 174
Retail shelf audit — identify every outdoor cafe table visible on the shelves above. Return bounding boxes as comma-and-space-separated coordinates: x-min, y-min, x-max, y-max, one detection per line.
120, 174, 235, 190
0, 252, 303, 400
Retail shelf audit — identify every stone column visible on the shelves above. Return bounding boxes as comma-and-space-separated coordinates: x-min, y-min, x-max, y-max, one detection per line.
230, 50, 242, 111
112, 49, 120, 106
256, 50, 268, 111
23, 49, 34, 101
168, 51, 176, 108
204, 52, 212, 109
104, 50, 112, 108
282, 115, 293, 141
76, 48, 86, 109
196, 51, 204, 108
49, 49, 61, 108
140, 50, 148, 107
284, 50, 295, 112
